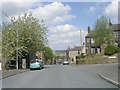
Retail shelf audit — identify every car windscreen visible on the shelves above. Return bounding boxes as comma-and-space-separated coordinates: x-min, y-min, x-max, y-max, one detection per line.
31, 60, 39, 63
39, 61, 43, 63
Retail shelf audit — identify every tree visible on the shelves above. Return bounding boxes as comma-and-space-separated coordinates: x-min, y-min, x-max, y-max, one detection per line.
105, 44, 119, 56
43, 46, 53, 64
0, 26, 2, 63
2, 13, 48, 68
91, 16, 113, 54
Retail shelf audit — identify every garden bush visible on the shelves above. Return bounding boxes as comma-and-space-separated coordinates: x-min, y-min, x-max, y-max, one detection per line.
105, 44, 119, 56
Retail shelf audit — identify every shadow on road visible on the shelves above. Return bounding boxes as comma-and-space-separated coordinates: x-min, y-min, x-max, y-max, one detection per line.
29, 66, 50, 71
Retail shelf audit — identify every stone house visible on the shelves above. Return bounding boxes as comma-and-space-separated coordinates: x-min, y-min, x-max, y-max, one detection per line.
112, 24, 120, 47
85, 23, 120, 56
85, 30, 101, 56
66, 44, 86, 64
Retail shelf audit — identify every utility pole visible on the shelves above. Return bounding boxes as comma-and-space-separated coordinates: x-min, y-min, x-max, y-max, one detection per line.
80, 29, 82, 46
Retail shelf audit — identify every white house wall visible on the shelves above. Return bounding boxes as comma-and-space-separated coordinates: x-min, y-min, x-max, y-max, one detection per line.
81, 44, 86, 55
69, 51, 81, 63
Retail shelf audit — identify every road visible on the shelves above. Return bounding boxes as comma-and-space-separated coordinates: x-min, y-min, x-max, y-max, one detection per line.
2, 64, 118, 88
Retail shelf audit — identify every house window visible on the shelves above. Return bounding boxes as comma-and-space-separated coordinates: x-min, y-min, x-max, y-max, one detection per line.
115, 43, 118, 46
91, 48, 95, 53
86, 38, 90, 43
113, 31, 118, 38
78, 51, 80, 54
72, 58, 74, 61
76, 56, 78, 59
91, 39, 94, 43
97, 48, 100, 54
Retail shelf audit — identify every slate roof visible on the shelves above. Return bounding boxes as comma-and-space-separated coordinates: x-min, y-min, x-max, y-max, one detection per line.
70, 46, 82, 51
85, 24, 120, 38
112, 24, 120, 31
85, 30, 94, 38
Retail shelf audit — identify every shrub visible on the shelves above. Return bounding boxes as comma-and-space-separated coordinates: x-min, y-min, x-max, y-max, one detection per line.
118, 47, 120, 53
105, 44, 119, 56
80, 53, 85, 58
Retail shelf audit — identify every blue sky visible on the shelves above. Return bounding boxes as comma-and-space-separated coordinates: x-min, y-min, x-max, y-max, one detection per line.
1, 0, 118, 50
62, 2, 110, 30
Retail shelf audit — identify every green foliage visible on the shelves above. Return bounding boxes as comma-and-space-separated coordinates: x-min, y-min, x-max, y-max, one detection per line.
43, 46, 53, 61
2, 13, 48, 61
118, 47, 120, 53
105, 44, 119, 56
91, 16, 113, 46
53, 50, 66, 59
76, 53, 85, 60
80, 53, 85, 58
53, 55, 63, 59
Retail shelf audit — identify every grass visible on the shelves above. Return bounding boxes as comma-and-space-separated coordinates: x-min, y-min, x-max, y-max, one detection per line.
76, 54, 118, 65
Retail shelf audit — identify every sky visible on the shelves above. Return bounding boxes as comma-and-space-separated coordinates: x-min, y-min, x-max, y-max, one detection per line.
1, 0, 119, 50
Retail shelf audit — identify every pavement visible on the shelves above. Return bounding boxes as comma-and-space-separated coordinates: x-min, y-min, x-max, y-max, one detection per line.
98, 63, 120, 87
0, 69, 29, 79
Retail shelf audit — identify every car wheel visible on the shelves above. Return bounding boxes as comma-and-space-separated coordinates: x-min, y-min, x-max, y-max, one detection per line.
30, 68, 32, 70
39, 66, 42, 70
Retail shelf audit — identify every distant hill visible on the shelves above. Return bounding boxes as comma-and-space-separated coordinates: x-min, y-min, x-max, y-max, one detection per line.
54, 50, 66, 53
53, 50, 66, 56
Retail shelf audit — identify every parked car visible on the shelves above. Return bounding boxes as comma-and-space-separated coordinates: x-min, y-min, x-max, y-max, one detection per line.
30, 59, 43, 70
39, 60, 44, 69
5, 60, 16, 70
63, 61, 69, 65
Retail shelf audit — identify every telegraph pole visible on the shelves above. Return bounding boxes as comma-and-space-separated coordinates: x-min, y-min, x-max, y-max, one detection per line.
80, 29, 82, 46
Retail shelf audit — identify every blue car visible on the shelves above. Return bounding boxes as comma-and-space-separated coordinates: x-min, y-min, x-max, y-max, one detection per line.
30, 59, 42, 70
39, 60, 44, 69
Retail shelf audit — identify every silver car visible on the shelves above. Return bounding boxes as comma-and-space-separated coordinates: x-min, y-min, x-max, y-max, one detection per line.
63, 61, 69, 65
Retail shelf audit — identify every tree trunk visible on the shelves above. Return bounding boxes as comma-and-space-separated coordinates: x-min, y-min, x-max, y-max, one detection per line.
2, 57, 9, 70
100, 44, 107, 55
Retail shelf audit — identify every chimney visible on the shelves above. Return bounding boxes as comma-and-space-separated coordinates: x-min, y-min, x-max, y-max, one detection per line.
88, 26, 90, 33
109, 19, 112, 26
74, 45, 75, 48
83, 42, 85, 45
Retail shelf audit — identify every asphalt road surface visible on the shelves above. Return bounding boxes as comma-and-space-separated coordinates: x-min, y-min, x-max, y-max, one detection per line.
2, 64, 118, 88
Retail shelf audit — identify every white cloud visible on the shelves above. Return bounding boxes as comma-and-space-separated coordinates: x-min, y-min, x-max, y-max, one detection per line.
1, 1, 43, 25
29, 2, 75, 24
2, 2, 36, 16
49, 24, 77, 33
88, 6, 96, 12
1, 1, 86, 50
1, 1, 39, 24
105, 0, 119, 23
48, 24, 88, 50
1, 2, 75, 24
2, 0, 39, 2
